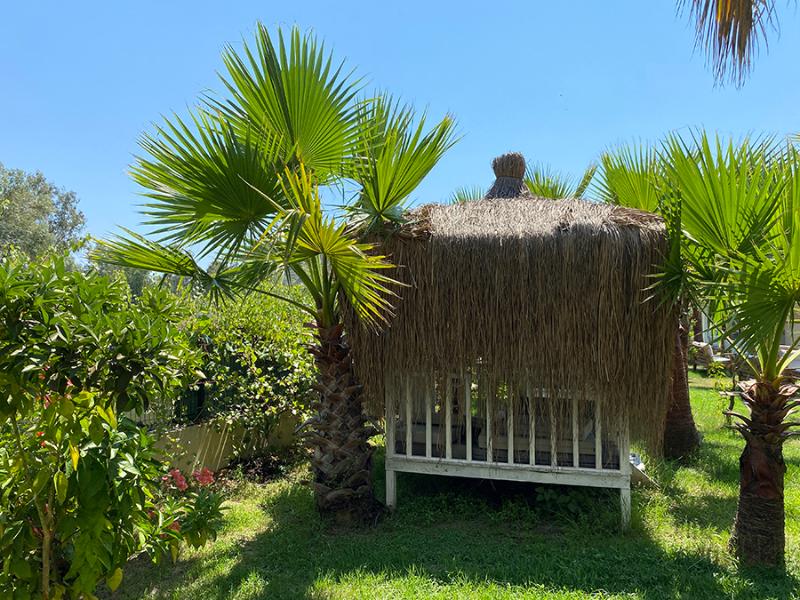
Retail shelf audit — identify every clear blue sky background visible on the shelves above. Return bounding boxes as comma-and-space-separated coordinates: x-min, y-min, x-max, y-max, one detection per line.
2, 1, 800, 240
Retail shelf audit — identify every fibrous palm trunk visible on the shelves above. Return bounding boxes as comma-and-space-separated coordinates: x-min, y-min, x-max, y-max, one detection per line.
304, 320, 381, 525
663, 321, 701, 459
729, 379, 795, 566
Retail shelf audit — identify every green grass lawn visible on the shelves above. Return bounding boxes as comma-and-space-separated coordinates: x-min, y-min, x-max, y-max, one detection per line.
113, 373, 800, 599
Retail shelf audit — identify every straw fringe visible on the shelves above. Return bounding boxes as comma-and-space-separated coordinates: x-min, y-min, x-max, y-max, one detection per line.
346, 197, 675, 452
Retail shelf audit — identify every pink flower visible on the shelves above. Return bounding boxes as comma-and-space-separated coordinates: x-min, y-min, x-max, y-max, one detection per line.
169, 468, 188, 491
192, 467, 214, 487
65, 378, 74, 388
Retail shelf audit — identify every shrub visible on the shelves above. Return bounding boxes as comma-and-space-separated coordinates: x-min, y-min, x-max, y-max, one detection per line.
0, 254, 224, 599
189, 289, 315, 450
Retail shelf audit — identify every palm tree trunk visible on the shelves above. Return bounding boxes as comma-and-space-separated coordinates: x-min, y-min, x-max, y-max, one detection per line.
692, 306, 704, 342
663, 321, 701, 459
305, 320, 381, 525
729, 380, 791, 566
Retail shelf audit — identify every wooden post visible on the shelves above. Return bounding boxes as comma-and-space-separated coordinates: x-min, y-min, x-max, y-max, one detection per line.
527, 381, 535, 466
465, 370, 472, 462
385, 376, 397, 509
620, 481, 631, 530
620, 412, 631, 529
445, 375, 453, 459
594, 398, 602, 470
507, 382, 515, 465
486, 380, 493, 463
572, 395, 579, 468
386, 378, 395, 458
425, 378, 432, 459
549, 393, 557, 468
405, 375, 413, 457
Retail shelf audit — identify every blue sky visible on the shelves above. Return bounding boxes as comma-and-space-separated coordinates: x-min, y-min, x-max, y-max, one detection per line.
2, 1, 800, 240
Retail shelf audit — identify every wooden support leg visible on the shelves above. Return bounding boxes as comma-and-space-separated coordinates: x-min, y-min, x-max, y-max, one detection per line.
386, 468, 397, 509
620, 484, 631, 530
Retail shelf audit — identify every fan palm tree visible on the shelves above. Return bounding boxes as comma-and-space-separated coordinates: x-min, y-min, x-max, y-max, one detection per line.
94, 24, 457, 523
594, 144, 702, 459
662, 132, 799, 566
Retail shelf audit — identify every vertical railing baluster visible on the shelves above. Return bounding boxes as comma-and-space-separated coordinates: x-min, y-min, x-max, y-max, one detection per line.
465, 369, 472, 462
528, 381, 535, 466
445, 374, 452, 459
572, 395, 579, 468
549, 388, 557, 468
386, 375, 395, 458
507, 381, 514, 465
486, 378, 493, 463
425, 376, 432, 459
405, 375, 413, 457
595, 397, 602, 469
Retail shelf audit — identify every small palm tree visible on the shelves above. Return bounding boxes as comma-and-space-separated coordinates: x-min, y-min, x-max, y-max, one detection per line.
594, 143, 702, 459
95, 25, 456, 523
663, 132, 799, 566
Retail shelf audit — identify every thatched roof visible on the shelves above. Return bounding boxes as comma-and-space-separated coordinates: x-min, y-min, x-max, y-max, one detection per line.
347, 153, 675, 450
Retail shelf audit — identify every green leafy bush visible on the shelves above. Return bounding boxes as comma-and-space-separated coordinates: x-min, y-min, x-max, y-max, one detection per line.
0, 255, 224, 599
190, 289, 315, 449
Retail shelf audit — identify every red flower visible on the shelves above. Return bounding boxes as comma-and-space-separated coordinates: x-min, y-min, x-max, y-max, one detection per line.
168, 520, 181, 532
192, 467, 214, 487
169, 468, 188, 491
36, 431, 44, 437
39, 441, 46, 448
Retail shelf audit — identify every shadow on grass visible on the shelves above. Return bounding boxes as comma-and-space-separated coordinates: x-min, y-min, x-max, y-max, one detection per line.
110, 450, 799, 600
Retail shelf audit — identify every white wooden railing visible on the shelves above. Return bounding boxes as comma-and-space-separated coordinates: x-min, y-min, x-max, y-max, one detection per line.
384, 372, 632, 528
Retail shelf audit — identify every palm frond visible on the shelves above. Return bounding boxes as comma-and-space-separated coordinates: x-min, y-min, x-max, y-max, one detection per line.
679, 0, 777, 86
663, 131, 785, 257
594, 144, 662, 212
133, 109, 285, 258
524, 163, 574, 199
448, 185, 485, 204
280, 166, 398, 327
348, 95, 458, 233
573, 163, 598, 199
90, 230, 239, 304
214, 24, 362, 180
524, 163, 595, 199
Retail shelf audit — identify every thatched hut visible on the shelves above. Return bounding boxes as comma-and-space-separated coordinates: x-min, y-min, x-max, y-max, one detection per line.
348, 152, 675, 526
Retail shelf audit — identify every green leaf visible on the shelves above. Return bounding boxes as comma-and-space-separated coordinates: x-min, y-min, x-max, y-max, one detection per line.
106, 567, 123, 592
32, 469, 50, 497
69, 443, 79, 471
54, 471, 68, 504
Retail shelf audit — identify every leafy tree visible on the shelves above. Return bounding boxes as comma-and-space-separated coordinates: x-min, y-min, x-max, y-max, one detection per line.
0, 253, 224, 598
94, 24, 456, 523
87, 242, 155, 297
0, 163, 85, 258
